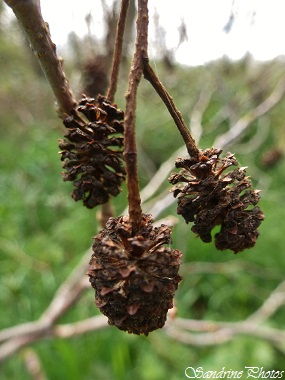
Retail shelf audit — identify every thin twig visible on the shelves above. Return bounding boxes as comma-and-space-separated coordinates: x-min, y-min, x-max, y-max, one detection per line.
4, 0, 77, 118
54, 316, 108, 338
107, 0, 130, 102
124, 0, 149, 233
143, 61, 200, 158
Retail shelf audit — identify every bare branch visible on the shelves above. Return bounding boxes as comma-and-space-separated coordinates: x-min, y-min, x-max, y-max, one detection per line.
4, 0, 77, 117
54, 316, 108, 338
0, 320, 46, 345
124, 0, 149, 232
107, 0, 130, 102
0, 334, 42, 364
164, 324, 233, 346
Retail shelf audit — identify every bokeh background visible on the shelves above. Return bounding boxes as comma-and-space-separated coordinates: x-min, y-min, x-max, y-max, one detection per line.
1, 0, 285, 378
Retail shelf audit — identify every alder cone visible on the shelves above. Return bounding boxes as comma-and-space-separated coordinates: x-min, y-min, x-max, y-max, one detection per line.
169, 148, 264, 253
87, 214, 182, 335
59, 95, 125, 208
82, 56, 109, 99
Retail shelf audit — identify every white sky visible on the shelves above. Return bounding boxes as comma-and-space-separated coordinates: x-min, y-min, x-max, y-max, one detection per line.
6, 0, 285, 66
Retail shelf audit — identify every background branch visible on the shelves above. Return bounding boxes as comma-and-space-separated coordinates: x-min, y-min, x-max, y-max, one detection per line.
214, 76, 285, 149
2, 275, 285, 361
23, 348, 47, 380
166, 317, 285, 352
106, 0, 130, 102
189, 86, 215, 144
1, 224, 284, 362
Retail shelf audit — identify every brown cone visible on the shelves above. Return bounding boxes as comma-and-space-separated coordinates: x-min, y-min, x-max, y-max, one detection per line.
87, 214, 182, 335
59, 95, 126, 208
169, 148, 264, 253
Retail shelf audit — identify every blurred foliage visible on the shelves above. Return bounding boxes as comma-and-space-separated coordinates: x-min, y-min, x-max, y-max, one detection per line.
1, 3, 285, 379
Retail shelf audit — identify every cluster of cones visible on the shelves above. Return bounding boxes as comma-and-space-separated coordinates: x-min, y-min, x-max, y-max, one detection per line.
59, 97, 264, 335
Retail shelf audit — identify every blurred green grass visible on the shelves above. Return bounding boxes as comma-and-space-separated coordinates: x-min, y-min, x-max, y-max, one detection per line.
1, 16, 285, 380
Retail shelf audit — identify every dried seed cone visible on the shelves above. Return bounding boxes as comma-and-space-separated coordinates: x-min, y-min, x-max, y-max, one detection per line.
169, 148, 264, 253
59, 95, 126, 208
82, 56, 109, 99
87, 214, 182, 335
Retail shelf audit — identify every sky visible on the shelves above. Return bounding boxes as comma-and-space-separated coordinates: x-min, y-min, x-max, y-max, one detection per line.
5, 0, 285, 66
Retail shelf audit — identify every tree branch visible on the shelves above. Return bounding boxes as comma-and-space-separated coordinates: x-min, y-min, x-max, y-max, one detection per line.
124, 0, 148, 233
106, 0, 130, 102
4, 0, 77, 118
